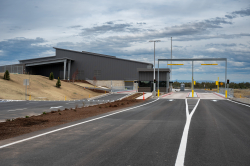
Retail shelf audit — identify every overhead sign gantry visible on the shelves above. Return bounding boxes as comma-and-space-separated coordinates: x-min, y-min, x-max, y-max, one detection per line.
157, 58, 227, 96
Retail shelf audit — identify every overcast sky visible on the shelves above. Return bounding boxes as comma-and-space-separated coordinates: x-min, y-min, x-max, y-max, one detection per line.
0, 0, 249, 82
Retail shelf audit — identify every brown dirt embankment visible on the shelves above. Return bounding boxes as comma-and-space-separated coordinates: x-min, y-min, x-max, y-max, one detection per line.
0, 73, 101, 100
0, 93, 145, 141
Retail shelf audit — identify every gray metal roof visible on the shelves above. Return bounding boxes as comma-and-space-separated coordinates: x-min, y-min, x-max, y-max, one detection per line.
25, 57, 74, 67
53, 47, 152, 65
19, 56, 57, 62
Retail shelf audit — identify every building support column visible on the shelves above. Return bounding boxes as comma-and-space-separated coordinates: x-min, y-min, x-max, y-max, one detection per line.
167, 72, 169, 93
68, 60, 71, 81
64, 60, 66, 80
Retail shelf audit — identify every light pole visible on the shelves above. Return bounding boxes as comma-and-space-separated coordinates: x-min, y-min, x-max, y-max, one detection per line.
149, 40, 161, 97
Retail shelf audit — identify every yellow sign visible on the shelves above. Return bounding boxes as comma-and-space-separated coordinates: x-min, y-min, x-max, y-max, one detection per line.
201, 64, 218, 65
167, 64, 184, 65
194, 81, 196, 85
220, 82, 223, 86
216, 81, 218, 85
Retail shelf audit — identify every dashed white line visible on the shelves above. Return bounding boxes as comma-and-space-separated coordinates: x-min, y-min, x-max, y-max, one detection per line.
50, 106, 63, 109
7, 108, 27, 112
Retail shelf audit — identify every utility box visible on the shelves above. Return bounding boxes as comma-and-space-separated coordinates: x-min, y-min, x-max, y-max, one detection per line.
180, 83, 185, 91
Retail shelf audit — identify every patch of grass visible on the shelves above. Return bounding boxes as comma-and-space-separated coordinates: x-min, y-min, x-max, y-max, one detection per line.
43, 112, 46, 115
25, 116, 29, 118
59, 112, 61, 115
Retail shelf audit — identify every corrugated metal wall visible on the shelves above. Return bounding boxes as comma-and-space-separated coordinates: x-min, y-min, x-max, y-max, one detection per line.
56, 49, 150, 80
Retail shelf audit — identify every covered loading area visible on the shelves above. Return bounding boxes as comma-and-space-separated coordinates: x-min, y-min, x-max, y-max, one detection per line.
25, 58, 74, 80
137, 68, 171, 93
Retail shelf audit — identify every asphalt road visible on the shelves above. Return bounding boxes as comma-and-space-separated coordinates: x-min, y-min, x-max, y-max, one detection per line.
185, 99, 250, 165
1, 98, 250, 165
0, 99, 186, 165
0, 93, 127, 121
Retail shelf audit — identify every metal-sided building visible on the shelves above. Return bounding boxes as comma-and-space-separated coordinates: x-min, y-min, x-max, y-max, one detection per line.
1, 47, 154, 88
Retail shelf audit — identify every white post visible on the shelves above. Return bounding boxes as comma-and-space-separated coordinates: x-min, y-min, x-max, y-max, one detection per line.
64, 60, 66, 80
68, 60, 71, 81
153, 42, 156, 96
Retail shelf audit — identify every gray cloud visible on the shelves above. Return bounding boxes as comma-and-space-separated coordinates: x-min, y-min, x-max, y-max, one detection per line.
225, 7, 250, 19
0, 37, 52, 62
80, 23, 144, 35
68, 25, 82, 28
206, 43, 237, 47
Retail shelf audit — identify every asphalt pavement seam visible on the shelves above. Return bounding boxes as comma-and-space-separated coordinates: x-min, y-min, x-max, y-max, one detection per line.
175, 98, 200, 166
0, 98, 160, 149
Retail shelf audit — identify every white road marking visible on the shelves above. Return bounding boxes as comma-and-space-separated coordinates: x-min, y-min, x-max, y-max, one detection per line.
175, 98, 200, 166
227, 99, 250, 107
7, 108, 27, 112
50, 106, 63, 109
0, 98, 159, 149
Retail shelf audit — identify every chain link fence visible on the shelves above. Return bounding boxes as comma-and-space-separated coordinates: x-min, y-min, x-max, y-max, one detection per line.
219, 88, 234, 98
0, 65, 24, 74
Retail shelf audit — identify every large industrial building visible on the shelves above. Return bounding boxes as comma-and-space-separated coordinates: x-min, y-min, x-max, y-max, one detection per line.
0, 47, 171, 92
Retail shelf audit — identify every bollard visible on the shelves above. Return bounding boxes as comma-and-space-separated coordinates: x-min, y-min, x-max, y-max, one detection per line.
192, 90, 194, 97
29, 95, 31, 100
158, 89, 159, 97
240, 95, 241, 98
89, 94, 90, 98
143, 92, 145, 100
225, 90, 227, 98
105, 91, 106, 94
65, 96, 66, 101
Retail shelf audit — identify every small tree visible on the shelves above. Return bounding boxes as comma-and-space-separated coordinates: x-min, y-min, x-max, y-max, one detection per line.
56, 77, 61, 88
49, 72, 54, 80
3, 70, 10, 80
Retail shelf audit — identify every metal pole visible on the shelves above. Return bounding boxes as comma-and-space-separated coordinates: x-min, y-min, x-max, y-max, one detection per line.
25, 80, 27, 100
225, 59, 227, 89
153, 41, 155, 96
192, 61, 193, 91
158, 60, 159, 92
171, 37, 172, 81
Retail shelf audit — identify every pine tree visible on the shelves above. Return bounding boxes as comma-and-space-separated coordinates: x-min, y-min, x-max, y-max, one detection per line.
49, 72, 54, 80
56, 77, 61, 88
3, 70, 10, 80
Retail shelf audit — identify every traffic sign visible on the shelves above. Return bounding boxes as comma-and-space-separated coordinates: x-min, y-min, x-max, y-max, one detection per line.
220, 82, 223, 86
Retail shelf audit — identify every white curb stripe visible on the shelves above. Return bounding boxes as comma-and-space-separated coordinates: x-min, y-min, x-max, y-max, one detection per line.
0, 98, 159, 149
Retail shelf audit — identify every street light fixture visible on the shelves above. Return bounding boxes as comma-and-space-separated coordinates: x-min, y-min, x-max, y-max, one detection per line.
149, 40, 161, 97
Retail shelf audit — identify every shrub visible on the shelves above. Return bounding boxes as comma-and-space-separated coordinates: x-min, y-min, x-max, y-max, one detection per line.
3, 70, 10, 80
5, 119, 10, 122
49, 72, 54, 80
43, 112, 46, 115
25, 116, 29, 118
56, 77, 61, 88
59, 112, 61, 115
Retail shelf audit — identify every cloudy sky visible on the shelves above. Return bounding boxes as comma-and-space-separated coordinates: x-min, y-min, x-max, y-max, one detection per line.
0, 0, 249, 82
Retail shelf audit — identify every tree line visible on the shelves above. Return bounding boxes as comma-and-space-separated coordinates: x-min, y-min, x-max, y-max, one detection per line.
172, 81, 250, 89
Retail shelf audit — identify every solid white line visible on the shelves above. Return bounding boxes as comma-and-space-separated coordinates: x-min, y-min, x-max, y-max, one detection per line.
175, 98, 200, 166
0, 98, 159, 149
227, 99, 250, 107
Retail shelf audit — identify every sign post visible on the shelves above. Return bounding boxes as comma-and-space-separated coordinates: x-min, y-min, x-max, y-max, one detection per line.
23, 79, 29, 100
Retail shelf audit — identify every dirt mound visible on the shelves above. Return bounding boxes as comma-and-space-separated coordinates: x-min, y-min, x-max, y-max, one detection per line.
0, 73, 101, 100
